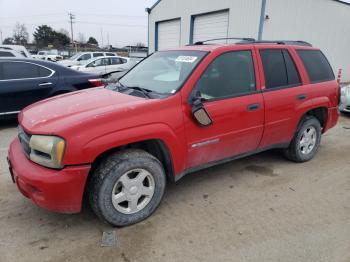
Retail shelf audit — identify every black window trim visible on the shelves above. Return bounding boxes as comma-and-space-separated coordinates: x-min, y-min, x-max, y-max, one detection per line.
191, 49, 259, 103
259, 48, 303, 92
0, 61, 55, 81
296, 49, 335, 84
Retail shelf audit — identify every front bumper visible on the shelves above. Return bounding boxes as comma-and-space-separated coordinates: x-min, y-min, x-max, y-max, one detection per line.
7, 138, 91, 213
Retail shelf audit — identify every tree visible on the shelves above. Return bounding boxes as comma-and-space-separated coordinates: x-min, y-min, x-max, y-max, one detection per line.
13, 23, 29, 45
58, 28, 70, 37
78, 32, 86, 44
87, 36, 98, 45
3, 37, 15, 45
52, 31, 70, 48
135, 42, 146, 47
33, 25, 55, 48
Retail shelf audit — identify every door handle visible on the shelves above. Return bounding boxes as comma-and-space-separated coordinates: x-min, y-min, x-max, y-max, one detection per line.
297, 94, 307, 100
247, 103, 260, 111
39, 82, 53, 86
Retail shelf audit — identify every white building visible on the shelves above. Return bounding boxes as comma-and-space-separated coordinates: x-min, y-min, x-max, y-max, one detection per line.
147, 0, 350, 81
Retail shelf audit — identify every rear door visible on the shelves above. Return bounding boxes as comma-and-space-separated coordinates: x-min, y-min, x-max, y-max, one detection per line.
0, 61, 58, 114
184, 49, 264, 168
256, 47, 312, 148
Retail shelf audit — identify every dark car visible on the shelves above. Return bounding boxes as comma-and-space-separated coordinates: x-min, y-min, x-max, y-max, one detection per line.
0, 58, 102, 119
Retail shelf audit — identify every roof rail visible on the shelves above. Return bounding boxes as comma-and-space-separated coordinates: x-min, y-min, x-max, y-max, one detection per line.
238, 40, 312, 47
193, 37, 256, 45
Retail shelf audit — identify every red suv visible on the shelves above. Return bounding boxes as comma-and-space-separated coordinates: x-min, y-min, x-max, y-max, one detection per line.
7, 39, 339, 226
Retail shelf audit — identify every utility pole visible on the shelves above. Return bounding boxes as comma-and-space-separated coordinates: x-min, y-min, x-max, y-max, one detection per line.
258, 0, 267, 40
0, 29, 3, 44
100, 28, 104, 48
68, 12, 77, 52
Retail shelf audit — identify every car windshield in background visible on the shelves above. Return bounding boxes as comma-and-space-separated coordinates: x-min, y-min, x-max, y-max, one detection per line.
119, 50, 207, 94
69, 53, 81, 60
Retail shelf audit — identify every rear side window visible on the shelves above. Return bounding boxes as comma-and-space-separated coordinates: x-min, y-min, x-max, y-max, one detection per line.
0, 62, 51, 80
297, 50, 334, 83
93, 53, 104, 57
260, 49, 301, 89
0, 51, 15, 57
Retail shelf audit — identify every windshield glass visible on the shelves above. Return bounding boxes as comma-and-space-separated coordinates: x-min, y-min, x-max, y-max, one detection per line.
69, 53, 81, 60
119, 50, 207, 94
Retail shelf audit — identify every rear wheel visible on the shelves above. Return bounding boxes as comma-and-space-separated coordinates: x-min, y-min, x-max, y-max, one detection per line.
283, 116, 322, 162
89, 149, 166, 226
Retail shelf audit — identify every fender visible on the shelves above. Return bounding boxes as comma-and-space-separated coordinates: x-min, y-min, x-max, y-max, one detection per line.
65, 123, 186, 175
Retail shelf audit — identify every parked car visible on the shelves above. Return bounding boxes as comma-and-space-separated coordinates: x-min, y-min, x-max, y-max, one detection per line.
0, 49, 25, 58
339, 84, 350, 113
0, 58, 102, 119
58, 52, 117, 67
32, 50, 63, 61
7, 39, 339, 226
0, 45, 31, 58
70, 56, 138, 77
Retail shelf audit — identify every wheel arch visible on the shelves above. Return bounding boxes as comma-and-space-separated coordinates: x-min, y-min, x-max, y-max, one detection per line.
88, 138, 175, 184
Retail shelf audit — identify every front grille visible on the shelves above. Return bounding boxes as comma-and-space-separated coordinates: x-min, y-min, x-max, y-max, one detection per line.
18, 126, 31, 157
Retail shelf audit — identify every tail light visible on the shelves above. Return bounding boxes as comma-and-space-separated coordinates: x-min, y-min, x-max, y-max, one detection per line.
89, 79, 104, 87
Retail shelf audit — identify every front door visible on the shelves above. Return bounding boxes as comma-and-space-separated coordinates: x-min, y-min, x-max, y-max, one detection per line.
184, 50, 265, 169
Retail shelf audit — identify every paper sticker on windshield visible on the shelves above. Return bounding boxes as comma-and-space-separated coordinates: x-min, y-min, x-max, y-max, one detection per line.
175, 56, 198, 63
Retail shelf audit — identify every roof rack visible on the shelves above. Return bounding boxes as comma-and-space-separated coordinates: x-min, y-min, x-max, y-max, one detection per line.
238, 40, 312, 47
193, 37, 256, 45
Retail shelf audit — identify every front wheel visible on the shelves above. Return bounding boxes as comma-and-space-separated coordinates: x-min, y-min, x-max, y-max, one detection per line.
89, 149, 166, 226
283, 116, 322, 162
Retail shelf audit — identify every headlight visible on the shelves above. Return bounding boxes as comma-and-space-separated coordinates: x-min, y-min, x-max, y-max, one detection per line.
29, 135, 66, 169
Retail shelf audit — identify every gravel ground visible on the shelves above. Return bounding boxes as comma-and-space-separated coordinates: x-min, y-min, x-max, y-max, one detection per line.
0, 115, 349, 262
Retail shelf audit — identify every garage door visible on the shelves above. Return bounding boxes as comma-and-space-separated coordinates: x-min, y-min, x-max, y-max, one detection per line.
193, 11, 229, 43
157, 19, 181, 51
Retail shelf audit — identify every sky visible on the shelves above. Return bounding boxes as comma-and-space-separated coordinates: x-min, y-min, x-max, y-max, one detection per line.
0, 0, 156, 47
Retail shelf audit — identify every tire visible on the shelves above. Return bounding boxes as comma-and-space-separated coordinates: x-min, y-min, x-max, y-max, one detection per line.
89, 149, 166, 226
283, 116, 322, 162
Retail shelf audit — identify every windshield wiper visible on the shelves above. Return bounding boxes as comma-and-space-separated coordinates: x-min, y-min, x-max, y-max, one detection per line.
126, 86, 152, 99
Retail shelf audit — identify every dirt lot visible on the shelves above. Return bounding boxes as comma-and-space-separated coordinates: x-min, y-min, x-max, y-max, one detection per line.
0, 115, 349, 262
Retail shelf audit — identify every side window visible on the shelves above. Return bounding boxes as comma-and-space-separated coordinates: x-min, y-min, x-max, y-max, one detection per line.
88, 58, 103, 67
196, 51, 256, 100
38, 67, 52, 77
102, 58, 110, 65
106, 53, 115, 56
79, 54, 91, 61
110, 58, 121, 65
0, 51, 15, 57
297, 50, 335, 83
1, 62, 47, 80
282, 50, 301, 86
121, 58, 127, 64
93, 53, 104, 57
260, 50, 288, 89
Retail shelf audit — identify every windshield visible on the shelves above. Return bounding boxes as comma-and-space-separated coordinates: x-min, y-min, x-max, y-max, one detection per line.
69, 53, 82, 60
119, 50, 207, 94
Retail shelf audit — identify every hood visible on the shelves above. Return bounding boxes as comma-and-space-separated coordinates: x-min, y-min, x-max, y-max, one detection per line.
19, 88, 145, 134
57, 60, 79, 67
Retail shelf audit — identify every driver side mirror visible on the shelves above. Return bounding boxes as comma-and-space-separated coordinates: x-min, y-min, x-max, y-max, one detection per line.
191, 92, 212, 127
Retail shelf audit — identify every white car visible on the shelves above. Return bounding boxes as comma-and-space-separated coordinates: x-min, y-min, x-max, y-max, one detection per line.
0, 45, 31, 58
71, 56, 138, 77
32, 50, 63, 61
58, 52, 117, 67
0, 49, 25, 58
339, 84, 350, 113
